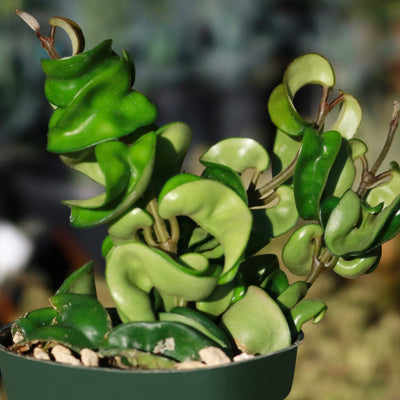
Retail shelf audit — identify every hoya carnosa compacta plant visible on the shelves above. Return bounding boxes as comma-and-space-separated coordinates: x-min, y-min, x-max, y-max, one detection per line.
11, 12, 400, 368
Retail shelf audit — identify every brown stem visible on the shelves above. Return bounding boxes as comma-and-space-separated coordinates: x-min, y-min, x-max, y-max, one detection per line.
315, 89, 345, 132
356, 155, 373, 198
305, 247, 337, 287
17, 10, 85, 59
305, 258, 325, 286
16, 10, 60, 59
314, 86, 331, 129
357, 102, 400, 198
370, 101, 400, 176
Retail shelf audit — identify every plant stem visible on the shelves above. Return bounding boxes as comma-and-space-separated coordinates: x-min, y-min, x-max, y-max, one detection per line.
357, 101, 400, 198
370, 101, 399, 176
257, 150, 299, 198
16, 10, 60, 59
314, 86, 331, 130
143, 226, 157, 247
145, 188, 178, 254
168, 217, 180, 249
305, 247, 337, 287
146, 196, 170, 244
305, 258, 325, 286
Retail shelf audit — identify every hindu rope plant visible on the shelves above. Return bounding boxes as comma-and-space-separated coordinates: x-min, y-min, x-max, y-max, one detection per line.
10, 11, 400, 369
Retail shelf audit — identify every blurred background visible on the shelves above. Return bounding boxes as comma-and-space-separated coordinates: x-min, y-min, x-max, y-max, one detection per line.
0, 0, 400, 399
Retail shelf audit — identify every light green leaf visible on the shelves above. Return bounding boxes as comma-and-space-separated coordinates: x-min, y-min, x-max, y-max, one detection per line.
106, 243, 220, 322
268, 54, 335, 136
282, 223, 324, 276
330, 93, 362, 139
222, 286, 291, 354
200, 137, 270, 173
158, 178, 253, 283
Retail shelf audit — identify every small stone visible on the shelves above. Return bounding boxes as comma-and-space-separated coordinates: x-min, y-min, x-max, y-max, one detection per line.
51, 344, 81, 366
153, 337, 175, 354
33, 346, 51, 361
12, 330, 25, 344
81, 348, 99, 367
233, 352, 255, 362
199, 347, 231, 366
174, 361, 206, 370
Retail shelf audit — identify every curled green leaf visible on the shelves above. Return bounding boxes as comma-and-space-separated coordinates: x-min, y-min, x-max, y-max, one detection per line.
323, 139, 356, 199
67, 131, 156, 228
366, 169, 400, 207
200, 137, 270, 173
261, 270, 289, 298
63, 141, 130, 209
289, 299, 327, 335
325, 189, 400, 256
49, 16, 85, 56
158, 177, 253, 283
154, 122, 192, 177
272, 129, 301, 177
276, 281, 309, 311
329, 93, 362, 140
43, 40, 157, 153
108, 207, 154, 245
201, 162, 248, 203
268, 54, 335, 136
106, 242, 220, 322
222, 286, 291, 354
282, 223, 324, 276
263, 185, 299, 237
333, 247, 381, 279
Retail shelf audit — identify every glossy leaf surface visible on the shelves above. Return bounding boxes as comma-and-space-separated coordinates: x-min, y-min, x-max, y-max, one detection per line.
158, 178, 253, 283
289, 299, 327, 335
201, 162, 248, 203
159, 307, 232, 350
108, 207, 154, 245
325, 190, 400, 256
51, 293, 112, 348
63, 141, 130, 209
329, 93, 362, 140
67, 131, 156, 227
294, 128, 342, 220
102, 321, 221, 362
106, 242, 220, 322
43, 40, 157, 153
333, 246, 381, 279
222, 286, 291, 354
282, 223, 323, 276
154, 122, 192, 177
200, 137, 270, 173
268, 54, 335, 136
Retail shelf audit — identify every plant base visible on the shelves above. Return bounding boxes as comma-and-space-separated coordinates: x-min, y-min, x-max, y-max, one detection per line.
0, 324, 302, 400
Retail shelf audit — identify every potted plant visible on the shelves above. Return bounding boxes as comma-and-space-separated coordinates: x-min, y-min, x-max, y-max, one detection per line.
0, 11, 399, 400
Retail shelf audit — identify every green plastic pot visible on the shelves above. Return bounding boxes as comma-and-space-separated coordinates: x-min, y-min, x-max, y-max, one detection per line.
0, 323, 302, 400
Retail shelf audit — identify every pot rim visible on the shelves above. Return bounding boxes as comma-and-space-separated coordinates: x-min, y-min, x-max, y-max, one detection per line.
0, 322, 303, 374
